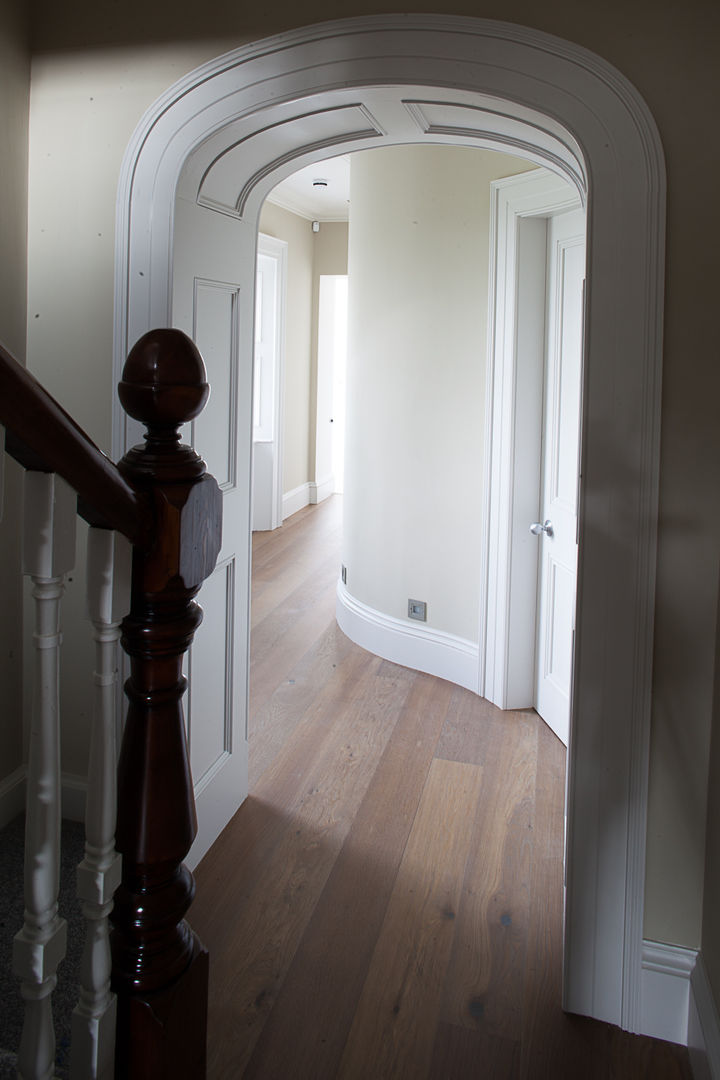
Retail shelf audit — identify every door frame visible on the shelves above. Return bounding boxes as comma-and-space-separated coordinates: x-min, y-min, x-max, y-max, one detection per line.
481, 170, 583, 712
315, 274, 349, 499
111, 15, 665, 1033
253, 232, 287, 531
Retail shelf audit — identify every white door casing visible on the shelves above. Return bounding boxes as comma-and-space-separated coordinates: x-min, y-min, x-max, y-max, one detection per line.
112, 16, 665, 1033
482, 171, 584, 716
252, 234, 287, 532
534, 209, 586, 745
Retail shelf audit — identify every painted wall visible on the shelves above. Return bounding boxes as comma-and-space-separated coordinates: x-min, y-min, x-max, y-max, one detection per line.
19, 0, 720, 954
0, 0, 30, 797
344, 145, 533, 643
259, 202, 314, 495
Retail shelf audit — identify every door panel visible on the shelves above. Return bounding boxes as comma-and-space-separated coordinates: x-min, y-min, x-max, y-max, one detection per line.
534, 209, 585, 745
172, 194, 254, 868
193, 280, 239, 490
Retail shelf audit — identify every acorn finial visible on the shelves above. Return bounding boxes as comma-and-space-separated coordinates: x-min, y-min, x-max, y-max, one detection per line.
119, 328, 209, 430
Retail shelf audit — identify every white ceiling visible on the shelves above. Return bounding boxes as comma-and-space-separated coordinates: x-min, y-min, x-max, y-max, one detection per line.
265, 154, 351, 221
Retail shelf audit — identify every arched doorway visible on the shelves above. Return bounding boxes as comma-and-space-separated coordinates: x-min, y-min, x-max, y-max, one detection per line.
112, 15, 666, 1033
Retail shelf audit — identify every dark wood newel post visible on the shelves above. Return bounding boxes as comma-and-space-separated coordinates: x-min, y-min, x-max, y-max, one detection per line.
110, 329, 222, 1078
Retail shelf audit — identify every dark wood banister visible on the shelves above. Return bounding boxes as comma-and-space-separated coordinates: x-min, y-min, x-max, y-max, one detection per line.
0, 341, 152, 548
0, 330, 220, 1077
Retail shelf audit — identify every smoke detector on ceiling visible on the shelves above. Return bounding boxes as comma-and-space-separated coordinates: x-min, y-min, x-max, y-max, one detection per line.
312, 178, 329, 187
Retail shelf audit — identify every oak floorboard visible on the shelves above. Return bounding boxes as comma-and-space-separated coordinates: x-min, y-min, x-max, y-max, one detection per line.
250, 517, 342, 628
191, 498, 692, 1080
438, 707, 537, 1043
428, 1021, 521, 1079
337, 758, 485, 1080
244, 673, 454, 1080
249, 620, 357, 788
251, 498, 341, 581
249, 568, 340, 714
194, 657, 416, 1078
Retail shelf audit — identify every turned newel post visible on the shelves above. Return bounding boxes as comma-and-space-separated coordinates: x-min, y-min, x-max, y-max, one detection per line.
110, 329, 222, 1079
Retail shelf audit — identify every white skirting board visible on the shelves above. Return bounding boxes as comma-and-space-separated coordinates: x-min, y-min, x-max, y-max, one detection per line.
282, 482, 311, 520
640, 940, 697, 1045
0, 767, 88, 828
0, 766, 27, 829
309, 475, 335, 505
336, 582, 479, 693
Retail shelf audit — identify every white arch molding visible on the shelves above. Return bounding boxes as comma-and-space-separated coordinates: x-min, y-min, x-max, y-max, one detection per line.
112, 16, 666, 1035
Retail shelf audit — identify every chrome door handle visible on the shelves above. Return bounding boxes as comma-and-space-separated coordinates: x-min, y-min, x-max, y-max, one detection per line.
530, 519, 554, 537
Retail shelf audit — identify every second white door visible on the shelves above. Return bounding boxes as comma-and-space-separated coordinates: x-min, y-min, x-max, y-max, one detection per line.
534, 208, 586, 745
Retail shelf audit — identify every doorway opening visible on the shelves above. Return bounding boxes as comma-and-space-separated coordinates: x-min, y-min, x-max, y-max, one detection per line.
113, 14, 665, 1031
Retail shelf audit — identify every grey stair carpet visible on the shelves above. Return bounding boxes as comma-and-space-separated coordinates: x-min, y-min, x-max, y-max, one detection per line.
0, 815, 86, 1078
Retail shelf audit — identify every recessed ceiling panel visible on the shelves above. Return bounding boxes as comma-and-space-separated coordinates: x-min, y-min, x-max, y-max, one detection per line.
198, 105, 382, 217
404, 100, 585, 191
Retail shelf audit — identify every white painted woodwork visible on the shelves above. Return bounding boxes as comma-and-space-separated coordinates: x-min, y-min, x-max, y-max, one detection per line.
640, 940, 697, 1046
70, 528, 130, 1080
282, 482, 311, 520
336, 581, 479, 693
192, 278, 239, 491
252, 235, 287, 532
534, 210, 586, 745
316, 275, 347, 496
14, 472, 76, 1080
172, 193, 249, 870
331, 280, 348, 495
113, 16, 666, 1030
482, 171, 581, 713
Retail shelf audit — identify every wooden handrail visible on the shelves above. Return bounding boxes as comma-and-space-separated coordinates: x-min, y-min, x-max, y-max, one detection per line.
2, 328, 220, 1076
0, 342, 152, 548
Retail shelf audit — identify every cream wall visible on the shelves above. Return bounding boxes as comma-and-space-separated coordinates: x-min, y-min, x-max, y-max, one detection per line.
344, 145, 534, 642
0, 0, 30, 794
20, 0, 720, 956
259, 202, 314, 495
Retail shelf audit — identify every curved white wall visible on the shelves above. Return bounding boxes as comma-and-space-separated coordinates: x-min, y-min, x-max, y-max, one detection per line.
342, 145, 534, 646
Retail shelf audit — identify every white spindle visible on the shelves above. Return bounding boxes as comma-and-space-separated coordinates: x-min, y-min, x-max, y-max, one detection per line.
14, 472, 76, 1080
70, 529, 130, 1080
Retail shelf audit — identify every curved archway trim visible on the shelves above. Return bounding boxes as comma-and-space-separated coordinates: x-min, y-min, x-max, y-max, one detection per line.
112, 14, 665, 1035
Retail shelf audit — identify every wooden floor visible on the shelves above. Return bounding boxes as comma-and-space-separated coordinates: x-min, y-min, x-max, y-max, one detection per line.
192, 496, 691, 1079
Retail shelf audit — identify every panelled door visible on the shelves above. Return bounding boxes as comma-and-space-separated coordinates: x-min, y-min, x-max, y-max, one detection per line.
534, 208, 586, 745
172, 192, 255, 868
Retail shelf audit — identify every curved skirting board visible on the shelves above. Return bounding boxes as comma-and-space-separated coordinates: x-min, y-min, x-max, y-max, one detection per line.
336, 582, 479, 693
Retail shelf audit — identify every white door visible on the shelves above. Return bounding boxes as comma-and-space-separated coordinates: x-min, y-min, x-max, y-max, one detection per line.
252, 236, 287, 531
172, 193, 255, 868
534, 208, 586, 745
316, 275, 348, 496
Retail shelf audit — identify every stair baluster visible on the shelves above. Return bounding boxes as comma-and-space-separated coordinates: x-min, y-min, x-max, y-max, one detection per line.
70, 528, 132, 1080
13, 472, 76, 1080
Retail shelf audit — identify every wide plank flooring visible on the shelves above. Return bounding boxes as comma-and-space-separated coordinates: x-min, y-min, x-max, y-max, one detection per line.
192, 496, 691, 1079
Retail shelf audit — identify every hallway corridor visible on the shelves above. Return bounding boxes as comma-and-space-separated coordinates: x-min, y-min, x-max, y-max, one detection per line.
190, 497, 690, 1079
